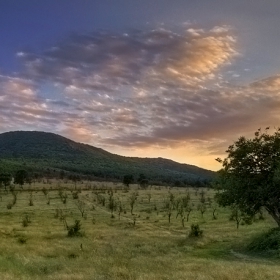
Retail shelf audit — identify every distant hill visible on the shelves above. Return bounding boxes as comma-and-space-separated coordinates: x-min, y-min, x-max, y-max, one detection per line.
0, 131, 215, 186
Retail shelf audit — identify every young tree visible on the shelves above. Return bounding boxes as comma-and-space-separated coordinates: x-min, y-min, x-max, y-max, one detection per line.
129, 192, 138, 214
76, 200, 86, 218
108, 194, 117, 218
185, 205, 192, 222
211, 202, 218, 220
10, 187, 18, 206
147, 192, 152, 203
228, 204, 253, 229
116, 200, 123, 220
197, 203, 206, 218
167, 201, 173, 224
29, 191, 34, 206
215, 128, 280, 227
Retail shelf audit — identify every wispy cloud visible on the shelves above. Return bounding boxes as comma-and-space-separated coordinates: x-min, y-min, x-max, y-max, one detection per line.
18, 26, 237, 88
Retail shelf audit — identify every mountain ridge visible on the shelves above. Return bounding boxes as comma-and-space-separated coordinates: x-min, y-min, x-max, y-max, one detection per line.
0, 131, 215, 185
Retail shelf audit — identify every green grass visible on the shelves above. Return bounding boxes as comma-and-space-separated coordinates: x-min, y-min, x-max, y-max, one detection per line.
0, 181, 279, 279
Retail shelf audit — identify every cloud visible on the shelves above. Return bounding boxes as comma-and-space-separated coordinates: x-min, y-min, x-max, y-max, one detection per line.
101, 75, 280, 156
0, 76, 83, 134
0, 76, 49, 130
2, 25, 280, 169
18, 26, 237, 90
249, 75, 280, 92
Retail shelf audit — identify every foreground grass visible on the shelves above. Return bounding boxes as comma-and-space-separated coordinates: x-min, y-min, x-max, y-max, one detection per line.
0, 181, 279, 279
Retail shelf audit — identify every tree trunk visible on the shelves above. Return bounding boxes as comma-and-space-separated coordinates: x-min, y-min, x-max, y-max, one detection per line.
181, 217, 185, 227
265, 206, 280, 227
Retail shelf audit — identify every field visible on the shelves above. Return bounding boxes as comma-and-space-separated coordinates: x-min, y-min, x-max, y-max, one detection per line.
0, 180, 279, 280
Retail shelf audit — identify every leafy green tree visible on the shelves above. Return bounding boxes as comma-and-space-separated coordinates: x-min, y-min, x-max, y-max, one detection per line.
14, 170, 28, 188
215, 128, 280, 227
0, 173, 12, 190
69, 174, 80, 190
123, 174, 133, 187
138, 174, 149, 189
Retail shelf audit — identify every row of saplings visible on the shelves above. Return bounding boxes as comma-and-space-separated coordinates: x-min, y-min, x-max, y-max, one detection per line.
2, 183, 209, 238
94, 187, 266, 229
1, 183, 267, 238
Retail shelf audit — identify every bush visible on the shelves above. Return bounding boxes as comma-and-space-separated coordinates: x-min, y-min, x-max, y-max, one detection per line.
7, 202, 13, 209
189, 224, 203, 238
248, 228, 280, 254
72, 191, 79, 199
22, 214, 31, 227
67, 220, 83, 237
18, 236, 27, 244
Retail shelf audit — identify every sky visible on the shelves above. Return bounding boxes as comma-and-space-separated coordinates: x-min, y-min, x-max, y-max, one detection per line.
1, 0, 280, 171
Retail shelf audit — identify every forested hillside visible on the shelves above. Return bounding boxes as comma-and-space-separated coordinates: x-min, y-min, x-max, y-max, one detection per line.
0, 131, 215, 185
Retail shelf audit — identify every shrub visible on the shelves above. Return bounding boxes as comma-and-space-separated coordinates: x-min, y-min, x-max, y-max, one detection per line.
18, 236, 27, 244
7, 202, 13, 209
42, 187, 48, 196
72, 191, 79, 199
22, 214, 31, 227
68, 253, 78, 259
67, 220, 83, 237
248, 228, 280, 253
189, 224, 203, 238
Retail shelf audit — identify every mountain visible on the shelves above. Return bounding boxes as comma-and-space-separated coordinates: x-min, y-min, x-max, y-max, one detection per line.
0, 131, 215, 185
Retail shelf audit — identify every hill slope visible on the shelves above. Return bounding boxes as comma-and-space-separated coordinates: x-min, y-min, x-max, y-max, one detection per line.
0, 131, 215, 185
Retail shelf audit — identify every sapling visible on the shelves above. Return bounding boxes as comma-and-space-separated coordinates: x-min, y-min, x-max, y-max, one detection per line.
58, 189, 68, 204
29, 191, 34, 206
211, 202, 218, 220
229, 206, 252, 229
197, 203, 206, 218
76, 200, 86, 218
108, 194, 117, 218
181, 214, 186, 228
185, 205, 192, 222
199, 190, 206, 204
46, 194, 50, 205
9, 185, 18, 205
164, 200, 173, 224
129, 192, 138, 215
117, 200, 123, 220
42, 187, 48, 196
147, 193, 151, 203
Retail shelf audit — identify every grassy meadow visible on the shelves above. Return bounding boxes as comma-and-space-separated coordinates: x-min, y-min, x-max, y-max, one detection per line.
0, 180, 279, 280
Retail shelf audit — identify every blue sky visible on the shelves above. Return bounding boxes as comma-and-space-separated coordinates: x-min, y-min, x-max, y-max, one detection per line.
1, 0, 280, 170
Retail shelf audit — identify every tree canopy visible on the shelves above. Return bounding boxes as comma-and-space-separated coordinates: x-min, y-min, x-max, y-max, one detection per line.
0, 173, 12, 189
123, 174, 133, 187
215, 128, 280, 227
14, 170, 29, 187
